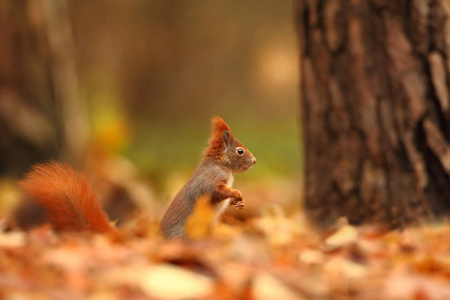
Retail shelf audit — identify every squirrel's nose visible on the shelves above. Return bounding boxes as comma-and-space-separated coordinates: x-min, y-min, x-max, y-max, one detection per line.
252, 157, 257, 165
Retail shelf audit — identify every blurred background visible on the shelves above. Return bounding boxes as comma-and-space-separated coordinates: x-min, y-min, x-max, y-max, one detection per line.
0, 0, 301, 223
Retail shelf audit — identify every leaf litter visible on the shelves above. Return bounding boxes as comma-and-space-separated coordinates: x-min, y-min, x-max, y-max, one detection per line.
1, 201, 450, 299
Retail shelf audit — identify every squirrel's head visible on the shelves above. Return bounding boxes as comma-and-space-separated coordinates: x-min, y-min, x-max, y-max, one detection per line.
205, 117, 256, 173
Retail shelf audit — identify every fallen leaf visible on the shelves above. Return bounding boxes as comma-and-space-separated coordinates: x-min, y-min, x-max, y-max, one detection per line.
140, 264, 214, 299
298, 249, 325, 265
253, 273, 304, 300
325, 224, 358, 249
385, 268, 450, 300
252, 208, 300, 246
185, 195, 214, 239
0, 231, 25, 248
323, 256, 368, 294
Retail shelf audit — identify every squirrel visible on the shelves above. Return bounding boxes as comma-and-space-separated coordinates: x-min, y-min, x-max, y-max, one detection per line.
160, 117, 256, 238
19, 117, 256, 237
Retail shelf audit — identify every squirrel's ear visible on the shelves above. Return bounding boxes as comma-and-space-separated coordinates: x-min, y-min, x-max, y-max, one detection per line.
208, 117, 233, 150
212, 117, 231, 132
221, 130, 231, 145
212, 117, 232, 137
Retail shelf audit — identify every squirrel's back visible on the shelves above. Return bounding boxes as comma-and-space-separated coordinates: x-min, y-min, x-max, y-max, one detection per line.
20, 162, 115, 233
160, 161, 231, 238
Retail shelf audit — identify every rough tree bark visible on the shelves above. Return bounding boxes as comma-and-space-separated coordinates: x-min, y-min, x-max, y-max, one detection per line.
297, 0, 450, 227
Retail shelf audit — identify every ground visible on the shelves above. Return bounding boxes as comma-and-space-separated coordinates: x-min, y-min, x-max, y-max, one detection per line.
1, 207, 450, 300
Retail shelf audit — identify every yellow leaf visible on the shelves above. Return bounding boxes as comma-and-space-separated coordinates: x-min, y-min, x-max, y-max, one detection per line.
185, 195, 214, 239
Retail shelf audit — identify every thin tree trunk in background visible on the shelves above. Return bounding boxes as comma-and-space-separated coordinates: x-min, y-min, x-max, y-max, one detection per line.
42, 0, 89, 163
297, 0, 450, 227
0, 0, 87, 176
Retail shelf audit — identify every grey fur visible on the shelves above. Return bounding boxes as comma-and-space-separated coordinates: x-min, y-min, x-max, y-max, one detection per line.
160, 160, 231, 238
159, 120, 256, 239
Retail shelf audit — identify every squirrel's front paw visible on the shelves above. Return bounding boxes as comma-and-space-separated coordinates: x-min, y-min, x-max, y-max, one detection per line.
235, 200, 245, 209
231, 198, 245, 209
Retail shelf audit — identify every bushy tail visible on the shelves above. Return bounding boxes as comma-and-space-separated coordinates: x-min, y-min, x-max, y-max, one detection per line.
19, 161, 115, 233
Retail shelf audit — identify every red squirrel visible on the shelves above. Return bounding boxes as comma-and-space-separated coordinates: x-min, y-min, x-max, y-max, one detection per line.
160, 117, 256, 238
19, 117, 256, 237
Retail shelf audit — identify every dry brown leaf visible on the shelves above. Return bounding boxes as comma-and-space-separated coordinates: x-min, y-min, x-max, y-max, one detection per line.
44, 246, 89, 272
385, 268, 450, 300
4, 198, 450, 299
323, 256, 368, 294
252, 207, 300, 246
325, 224, 358, 249
213, 261, 253, 291
298, 249, 325, 265
228, 234, 271, 264
0, 231, 25, 248
212, 222, 240, 240
253, 273, 305, 300
140, 264, 214, 299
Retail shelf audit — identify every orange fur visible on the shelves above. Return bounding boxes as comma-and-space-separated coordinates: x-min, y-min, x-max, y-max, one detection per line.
205, 117, 233, 157
19, 162, 115, 233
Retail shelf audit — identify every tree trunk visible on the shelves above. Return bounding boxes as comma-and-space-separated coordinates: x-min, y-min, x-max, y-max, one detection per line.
0, 0, 87, 176
297, 0, 450, 228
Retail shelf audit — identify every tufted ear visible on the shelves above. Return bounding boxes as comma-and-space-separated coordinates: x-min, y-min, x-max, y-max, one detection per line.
208, 117, 233, 150
221, 130, 230, 145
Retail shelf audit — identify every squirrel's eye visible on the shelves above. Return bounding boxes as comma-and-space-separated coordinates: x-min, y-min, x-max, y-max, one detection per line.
237, 148, 244, 155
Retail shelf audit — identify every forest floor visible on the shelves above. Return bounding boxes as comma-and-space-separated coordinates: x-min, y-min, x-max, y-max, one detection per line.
1, 201, 450, 300
0, 156, 449, 300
